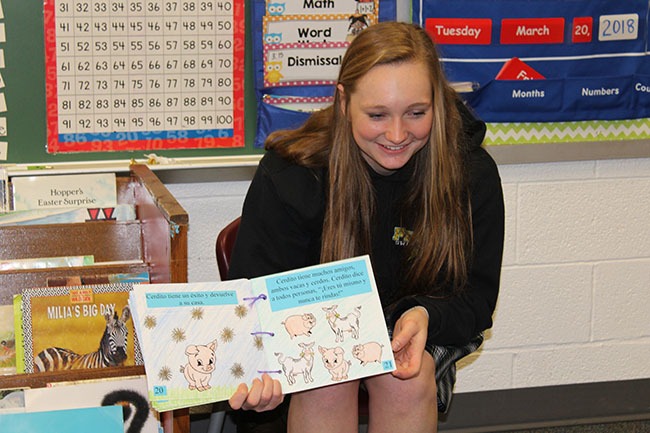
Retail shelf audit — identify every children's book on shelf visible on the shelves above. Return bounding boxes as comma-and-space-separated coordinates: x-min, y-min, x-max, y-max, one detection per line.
24, 375, 161, 433
11, 172, 117, 211
0, 257, 145, 273
0, 305, 16, 375
0, 387, 26, 413
0, 166, 9, 213
0, 255, 94, 271
0, 405, 125, 433
46, 271, 150, 287
129, 255, 396, 411
19, 283, 143, 374
0, 203, 136, 226
12, 296, 24, 373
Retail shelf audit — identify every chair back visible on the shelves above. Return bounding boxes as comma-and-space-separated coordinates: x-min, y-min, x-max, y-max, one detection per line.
215, 217, 241, 280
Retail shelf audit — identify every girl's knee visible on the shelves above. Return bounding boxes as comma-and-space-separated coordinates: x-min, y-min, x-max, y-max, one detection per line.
383, 355, 438, 412
398, 375, 437, 411
292, 380, 359, 410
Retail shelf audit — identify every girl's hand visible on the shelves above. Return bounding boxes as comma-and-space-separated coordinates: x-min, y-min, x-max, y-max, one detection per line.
229, 373, 284, 412
390, 306, 429, 380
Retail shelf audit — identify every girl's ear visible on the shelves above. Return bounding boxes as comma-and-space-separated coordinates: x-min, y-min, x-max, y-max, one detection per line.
336, 84, 346, 115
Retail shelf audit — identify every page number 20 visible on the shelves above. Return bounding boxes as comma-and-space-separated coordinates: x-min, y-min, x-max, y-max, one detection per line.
599, 13, 639, 42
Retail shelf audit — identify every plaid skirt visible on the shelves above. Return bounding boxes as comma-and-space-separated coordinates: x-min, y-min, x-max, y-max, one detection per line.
429, 333, 484, 413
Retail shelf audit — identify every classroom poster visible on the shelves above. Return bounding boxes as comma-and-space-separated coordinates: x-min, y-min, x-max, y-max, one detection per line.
43, 0, 246, 152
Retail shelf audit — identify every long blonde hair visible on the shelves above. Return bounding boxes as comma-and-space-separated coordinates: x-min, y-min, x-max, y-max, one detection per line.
265, 22, 472, 296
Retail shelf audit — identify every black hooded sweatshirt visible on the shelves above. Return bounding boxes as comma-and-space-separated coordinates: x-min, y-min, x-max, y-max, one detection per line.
229, 102, 505, 347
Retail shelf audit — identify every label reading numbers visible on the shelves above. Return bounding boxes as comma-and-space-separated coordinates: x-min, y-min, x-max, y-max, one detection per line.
598, 13, 639, 41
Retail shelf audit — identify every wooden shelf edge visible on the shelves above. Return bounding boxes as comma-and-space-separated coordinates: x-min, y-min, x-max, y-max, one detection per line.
0, 365, 145, 389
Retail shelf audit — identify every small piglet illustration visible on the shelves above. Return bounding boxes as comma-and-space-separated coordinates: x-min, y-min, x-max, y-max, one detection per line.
352, 342, 383, 366
319, 345, 351, 382
181, 340, 217, 391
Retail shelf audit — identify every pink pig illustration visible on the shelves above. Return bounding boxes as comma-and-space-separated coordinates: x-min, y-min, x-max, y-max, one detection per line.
180, 340, 217, 391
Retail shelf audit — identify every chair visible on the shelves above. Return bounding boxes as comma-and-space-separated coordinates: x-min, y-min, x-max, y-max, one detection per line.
214, 217, 370, 425
215, 216, 241, 280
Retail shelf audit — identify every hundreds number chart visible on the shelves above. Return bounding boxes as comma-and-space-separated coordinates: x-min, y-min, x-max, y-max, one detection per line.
43, 0, 245, 153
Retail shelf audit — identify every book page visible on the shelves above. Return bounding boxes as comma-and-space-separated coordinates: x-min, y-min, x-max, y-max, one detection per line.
129, 279, 269, 411
251, 255, 395, 394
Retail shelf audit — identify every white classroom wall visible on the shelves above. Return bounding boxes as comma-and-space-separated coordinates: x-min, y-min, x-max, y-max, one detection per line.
165, 155, 650, 394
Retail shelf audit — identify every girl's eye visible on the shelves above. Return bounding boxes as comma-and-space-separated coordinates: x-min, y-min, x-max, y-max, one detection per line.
368, 113, 384, 119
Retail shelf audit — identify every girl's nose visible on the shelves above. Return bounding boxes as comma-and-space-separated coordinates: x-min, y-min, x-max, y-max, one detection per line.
386, 118, 407, 144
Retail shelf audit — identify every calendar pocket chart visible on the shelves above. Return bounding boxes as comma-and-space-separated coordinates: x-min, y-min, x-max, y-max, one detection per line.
43, 0, 245, 153
416, 0, 650, 123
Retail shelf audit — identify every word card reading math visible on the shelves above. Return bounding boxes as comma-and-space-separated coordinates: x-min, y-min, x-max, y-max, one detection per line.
44, 0, 245, 152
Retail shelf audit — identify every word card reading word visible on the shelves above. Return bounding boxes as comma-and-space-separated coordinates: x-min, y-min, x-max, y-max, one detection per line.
43, 0, 245, 153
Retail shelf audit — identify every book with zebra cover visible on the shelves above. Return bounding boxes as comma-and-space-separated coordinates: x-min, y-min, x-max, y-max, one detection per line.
129, 255, 396, 412
19, 283, 143, 374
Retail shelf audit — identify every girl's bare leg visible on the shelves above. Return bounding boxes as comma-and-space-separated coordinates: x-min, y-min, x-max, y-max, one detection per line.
364, 352, 438, 433
287, 379, 360, 433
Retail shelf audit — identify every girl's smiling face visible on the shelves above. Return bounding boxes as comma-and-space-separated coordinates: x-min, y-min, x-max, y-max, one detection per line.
340, 61, 434, 175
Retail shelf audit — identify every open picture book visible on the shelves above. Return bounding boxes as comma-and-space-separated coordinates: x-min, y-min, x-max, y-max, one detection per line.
129, 255, 396, 411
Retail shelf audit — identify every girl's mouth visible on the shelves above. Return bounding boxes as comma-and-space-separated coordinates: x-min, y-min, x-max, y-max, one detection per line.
379, 143, 407, 151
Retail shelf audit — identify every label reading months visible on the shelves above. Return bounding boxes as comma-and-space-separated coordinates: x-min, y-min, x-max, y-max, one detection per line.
598, 13, 638, 41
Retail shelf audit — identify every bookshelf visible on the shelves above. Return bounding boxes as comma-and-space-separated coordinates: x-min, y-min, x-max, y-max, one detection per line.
0, 164, 190, 433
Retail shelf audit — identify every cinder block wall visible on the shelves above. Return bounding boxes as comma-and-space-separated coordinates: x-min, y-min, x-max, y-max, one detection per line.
455, 156, 650, 393
165, 156, 650, 394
